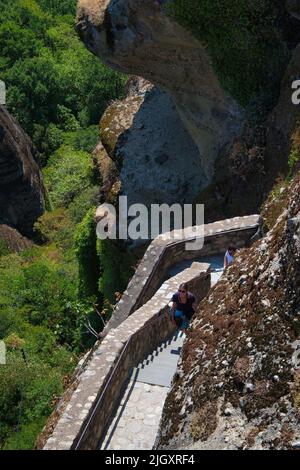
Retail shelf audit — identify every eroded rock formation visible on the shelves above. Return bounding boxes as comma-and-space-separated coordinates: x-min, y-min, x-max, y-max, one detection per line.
77, 0, 244, 183
0, 105, 45, 237
95, 76, 207, 210
155, 172, 300, 450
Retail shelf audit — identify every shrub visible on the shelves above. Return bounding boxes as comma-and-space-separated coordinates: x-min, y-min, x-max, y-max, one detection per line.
44, 145, 94, 208
74, 208, 100, 300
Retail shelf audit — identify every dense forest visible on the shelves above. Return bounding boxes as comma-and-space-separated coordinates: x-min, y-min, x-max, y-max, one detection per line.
0, 0, 134, 449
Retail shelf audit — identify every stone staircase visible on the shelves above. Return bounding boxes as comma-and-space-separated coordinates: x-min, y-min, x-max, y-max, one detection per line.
100, 331, 185, 450
133, 330, 186, 388
100, 266, 223, 450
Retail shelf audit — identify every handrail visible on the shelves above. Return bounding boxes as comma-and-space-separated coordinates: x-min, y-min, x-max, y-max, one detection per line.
74, 271, 209, 450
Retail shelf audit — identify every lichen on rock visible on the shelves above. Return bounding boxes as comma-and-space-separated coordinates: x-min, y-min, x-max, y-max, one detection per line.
155, 172, 300, 450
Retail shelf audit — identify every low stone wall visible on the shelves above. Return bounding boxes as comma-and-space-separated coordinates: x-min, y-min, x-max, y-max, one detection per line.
105, 215, 261, 331
43, 264, 211, 450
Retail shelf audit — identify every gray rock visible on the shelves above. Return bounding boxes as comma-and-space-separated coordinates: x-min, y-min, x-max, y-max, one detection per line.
0, 105, 45, 236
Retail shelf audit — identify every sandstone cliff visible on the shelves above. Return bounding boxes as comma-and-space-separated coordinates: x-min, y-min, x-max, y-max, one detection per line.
77, 0, 244, 187
155, 172, 300, 450
0, 105, 45, 237
95, 76, 208, 211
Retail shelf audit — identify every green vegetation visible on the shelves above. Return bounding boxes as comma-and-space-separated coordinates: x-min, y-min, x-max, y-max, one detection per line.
0, 0, 133, 450
0, 0, 126, 162
261, 126, 300, 231
98, 239, 135, 306
168, 0, 287, 109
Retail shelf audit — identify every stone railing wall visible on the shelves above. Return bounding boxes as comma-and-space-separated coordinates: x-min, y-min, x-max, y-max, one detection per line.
43, 263, 211, 450
42, 215, 261, 450
106, 215, 261, 331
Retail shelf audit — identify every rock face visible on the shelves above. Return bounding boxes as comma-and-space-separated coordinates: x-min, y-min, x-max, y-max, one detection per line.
98, 77, 207, 210
155, 172, 300, 450
0, 105, 45, 237
0, 224, 33, 253
76, 0, 244, 183
266, 43, 300, 176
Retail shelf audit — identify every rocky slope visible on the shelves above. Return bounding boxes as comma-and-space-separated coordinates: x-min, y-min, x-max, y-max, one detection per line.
0, 224, 33, 254
0, 105, 45, 237
155, 172, 300, 450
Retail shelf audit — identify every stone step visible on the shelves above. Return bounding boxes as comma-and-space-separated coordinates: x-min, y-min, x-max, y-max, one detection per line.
132, 331, 186, 388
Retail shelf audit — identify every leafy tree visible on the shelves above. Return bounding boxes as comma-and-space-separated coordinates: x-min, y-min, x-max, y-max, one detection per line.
0, 0, 126, 158
44, 145, 94, 208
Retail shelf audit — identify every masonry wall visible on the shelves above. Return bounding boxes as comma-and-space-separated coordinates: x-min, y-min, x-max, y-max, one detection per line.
43, 265, 211, 450
106, 215, 261, 331
42, 215, 261, 450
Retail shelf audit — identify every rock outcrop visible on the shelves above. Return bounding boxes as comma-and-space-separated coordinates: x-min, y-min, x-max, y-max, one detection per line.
96, 77, 208, 211
0, 224, 33, 253
76, 0, 244, 183
265, 43, 300, 176
155, 172, 300, 450
0, 105, 45, 237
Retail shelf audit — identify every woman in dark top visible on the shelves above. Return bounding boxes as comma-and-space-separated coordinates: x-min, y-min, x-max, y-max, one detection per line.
171, 282, 197, 331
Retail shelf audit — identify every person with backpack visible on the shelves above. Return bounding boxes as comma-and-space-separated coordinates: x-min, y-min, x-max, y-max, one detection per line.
171, 283, 197, 332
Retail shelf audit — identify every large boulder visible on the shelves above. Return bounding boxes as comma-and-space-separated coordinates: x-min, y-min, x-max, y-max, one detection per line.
97, 77, 208, 209
76, 0, 244, 183
0, 105, 45, 237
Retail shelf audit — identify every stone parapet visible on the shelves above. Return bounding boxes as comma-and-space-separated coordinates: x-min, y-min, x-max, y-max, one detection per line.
43, 264, 211, 450
106, 215, 261, 331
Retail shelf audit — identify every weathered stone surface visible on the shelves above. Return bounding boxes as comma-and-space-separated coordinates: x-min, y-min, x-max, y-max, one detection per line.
0, 224, 33, 253
155, 174, 300, 451
0, 105, 45, 237
77, 0, 244, 182
99, 82, 207, 207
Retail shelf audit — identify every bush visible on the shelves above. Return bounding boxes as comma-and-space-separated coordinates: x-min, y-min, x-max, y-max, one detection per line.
74, 208, 100, 300
0, 238, 10, 257
68, 186, 100, 224
0, 0, 126, 156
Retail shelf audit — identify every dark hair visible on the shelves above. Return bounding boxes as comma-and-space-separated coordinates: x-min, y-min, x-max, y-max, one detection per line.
228, 246, 236, 252
179, 283, 188, 292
